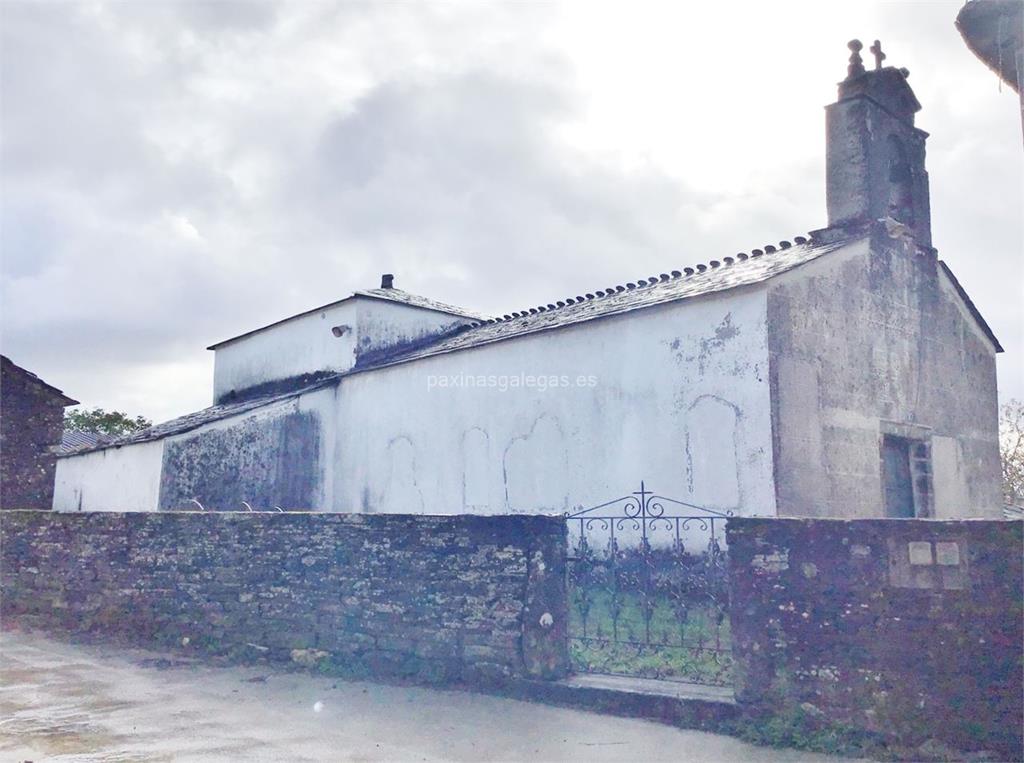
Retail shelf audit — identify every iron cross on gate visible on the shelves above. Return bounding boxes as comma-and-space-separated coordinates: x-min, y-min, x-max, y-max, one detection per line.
630, 480, 663, 521
633, 481, 651, 514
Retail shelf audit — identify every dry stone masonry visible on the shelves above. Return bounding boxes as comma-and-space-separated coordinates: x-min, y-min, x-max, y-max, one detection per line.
727, 517, 1023, 759
4, 509, 1023, 756
0, 356, 77, 509
0, 511, 569, 684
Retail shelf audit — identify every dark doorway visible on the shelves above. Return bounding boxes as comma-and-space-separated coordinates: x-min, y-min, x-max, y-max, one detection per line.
882, 435, 915, 518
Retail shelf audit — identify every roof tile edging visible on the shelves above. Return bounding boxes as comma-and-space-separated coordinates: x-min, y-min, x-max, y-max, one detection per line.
468, 234, 812, 328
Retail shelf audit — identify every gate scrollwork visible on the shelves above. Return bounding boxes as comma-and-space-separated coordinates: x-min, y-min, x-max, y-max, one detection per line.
566, 482, 733, 686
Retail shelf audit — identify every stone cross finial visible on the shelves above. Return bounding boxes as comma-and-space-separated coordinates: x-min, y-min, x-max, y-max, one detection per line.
847, 39, 865, 78
870, 39, 886, 70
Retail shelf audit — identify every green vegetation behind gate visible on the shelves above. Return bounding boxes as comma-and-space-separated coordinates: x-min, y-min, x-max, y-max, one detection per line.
568, 584, 733, 686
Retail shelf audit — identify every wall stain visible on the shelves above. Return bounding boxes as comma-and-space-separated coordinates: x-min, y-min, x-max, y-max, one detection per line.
379, 435, 424, 513
159, 409, 320, 511
669, 312, 741, 375
683, 395, 743, 510
503, 414, 568, 514
462, 427, 490, 510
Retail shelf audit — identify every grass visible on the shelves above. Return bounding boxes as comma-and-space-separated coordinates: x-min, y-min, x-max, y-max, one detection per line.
568, 584, 733, 685
726, 707, 879, 758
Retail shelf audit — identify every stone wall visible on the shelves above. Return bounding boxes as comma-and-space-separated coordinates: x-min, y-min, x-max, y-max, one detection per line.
0, 511, 569, 683
0, 357, 75, 509
727, 517, 1022, 758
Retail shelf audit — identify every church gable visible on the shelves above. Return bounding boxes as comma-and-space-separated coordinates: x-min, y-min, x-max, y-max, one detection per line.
766, 231, 1002, 519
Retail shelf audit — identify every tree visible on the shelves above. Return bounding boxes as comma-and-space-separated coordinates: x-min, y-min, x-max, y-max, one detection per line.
64, 407, 152, 438
1000, 399, 1024, 506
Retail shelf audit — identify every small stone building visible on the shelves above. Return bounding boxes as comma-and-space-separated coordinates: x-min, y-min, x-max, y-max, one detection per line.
1, 356, 78, 509
54, 43, 1005, 519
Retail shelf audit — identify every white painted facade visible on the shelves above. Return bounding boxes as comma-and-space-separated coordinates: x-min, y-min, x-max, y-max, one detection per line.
53, 388, 339, 513
209, 295, 473, 405
354, 298, 471, 359
334, 288, 775, 516
211, 302, 357, 404
54, 440, 164, 512
55, 284, 776, 516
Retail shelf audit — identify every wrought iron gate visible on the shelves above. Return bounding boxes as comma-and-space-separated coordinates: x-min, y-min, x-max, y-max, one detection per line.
566, 482, 733, 686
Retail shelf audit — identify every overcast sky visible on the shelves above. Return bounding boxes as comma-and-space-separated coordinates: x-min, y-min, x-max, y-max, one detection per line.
2, 0, 1021, 423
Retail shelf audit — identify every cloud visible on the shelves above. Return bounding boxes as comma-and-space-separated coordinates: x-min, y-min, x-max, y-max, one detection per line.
1, 0, 1019, 423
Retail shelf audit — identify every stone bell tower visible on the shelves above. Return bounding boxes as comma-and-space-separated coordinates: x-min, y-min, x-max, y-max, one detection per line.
826, 40, 932, 246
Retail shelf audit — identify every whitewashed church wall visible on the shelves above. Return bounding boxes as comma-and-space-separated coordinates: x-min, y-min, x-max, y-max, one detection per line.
211, 302, 357, 404
53, 386, 338, 513
304, 386, 340, 511
332, 287, 777, 518
354, 299, 474, 360
53, 440, 164, 512
54, 290, 774, 516
157, 388, 337, 511
210, 299, 474, 405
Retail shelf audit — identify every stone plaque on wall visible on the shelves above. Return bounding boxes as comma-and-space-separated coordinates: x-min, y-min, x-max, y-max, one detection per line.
888, 537, 967, 590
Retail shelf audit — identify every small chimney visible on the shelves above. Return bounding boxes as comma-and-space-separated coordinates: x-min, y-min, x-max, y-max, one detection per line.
381, 273, 394, 289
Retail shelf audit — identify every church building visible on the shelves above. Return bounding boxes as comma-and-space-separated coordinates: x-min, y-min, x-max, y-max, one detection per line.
54, 42, 1004, 519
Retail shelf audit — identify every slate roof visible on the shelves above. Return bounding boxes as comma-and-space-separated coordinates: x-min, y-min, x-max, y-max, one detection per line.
207, 288, 487, 350
60, 430, 111, 453
354, 288, 489, 321
355, 234, 849, 371
0, 355, 78, 406
62, 375, 341, 456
